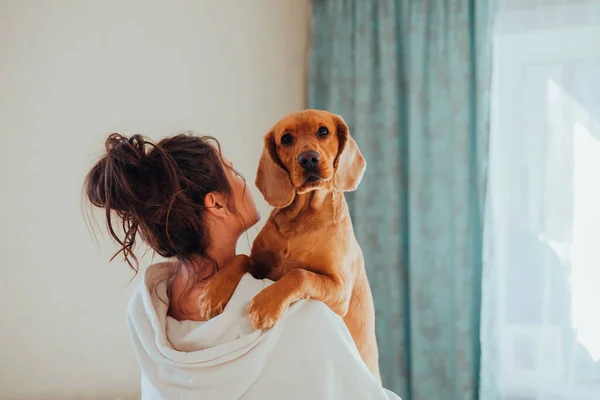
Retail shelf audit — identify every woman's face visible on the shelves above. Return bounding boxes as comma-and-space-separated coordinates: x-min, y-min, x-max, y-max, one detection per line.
223, 158, 260, 232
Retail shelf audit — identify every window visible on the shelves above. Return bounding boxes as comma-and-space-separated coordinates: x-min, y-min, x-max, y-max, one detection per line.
483, 2, 600, 399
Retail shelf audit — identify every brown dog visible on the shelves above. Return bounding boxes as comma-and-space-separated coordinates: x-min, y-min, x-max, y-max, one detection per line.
249, 109, 380, 379
197, 109, 380, 380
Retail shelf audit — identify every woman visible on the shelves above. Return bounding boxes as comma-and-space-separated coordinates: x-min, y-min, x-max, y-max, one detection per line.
85, 132, 400, 400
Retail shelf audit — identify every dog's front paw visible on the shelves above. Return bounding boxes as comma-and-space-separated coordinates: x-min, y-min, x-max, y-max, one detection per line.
196, 279, 237, 321
197, 292, 224, 321
247, 289, 287, 330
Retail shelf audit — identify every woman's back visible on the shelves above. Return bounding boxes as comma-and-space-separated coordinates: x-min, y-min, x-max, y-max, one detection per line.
127, 263, 400, 400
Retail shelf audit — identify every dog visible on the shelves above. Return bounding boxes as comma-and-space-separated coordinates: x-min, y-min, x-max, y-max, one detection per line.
248, 109, 379, 379
197, 109, 379, 380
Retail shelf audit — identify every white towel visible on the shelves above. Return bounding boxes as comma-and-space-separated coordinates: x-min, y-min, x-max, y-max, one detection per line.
126, 263, 402, 400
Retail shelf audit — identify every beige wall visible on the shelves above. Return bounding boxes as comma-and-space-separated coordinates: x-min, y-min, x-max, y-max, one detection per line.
0, 0, 309, 398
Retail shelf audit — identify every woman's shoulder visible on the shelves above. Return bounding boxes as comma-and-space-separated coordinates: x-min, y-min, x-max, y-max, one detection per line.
286, 297, 345, 331
138, 261, 176, 292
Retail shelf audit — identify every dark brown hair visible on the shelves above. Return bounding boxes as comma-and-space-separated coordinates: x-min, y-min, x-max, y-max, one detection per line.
84, 133, 242, 309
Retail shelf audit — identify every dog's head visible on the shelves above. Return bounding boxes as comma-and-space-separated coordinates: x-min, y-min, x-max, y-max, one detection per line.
256, 109, 366, 208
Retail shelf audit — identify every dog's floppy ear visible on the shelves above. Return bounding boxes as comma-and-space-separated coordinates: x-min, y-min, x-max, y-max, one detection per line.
255, 131, 295, 208
333, 115, 366, 192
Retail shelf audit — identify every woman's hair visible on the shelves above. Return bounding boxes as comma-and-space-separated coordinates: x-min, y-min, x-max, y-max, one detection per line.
84, 133, 244, 310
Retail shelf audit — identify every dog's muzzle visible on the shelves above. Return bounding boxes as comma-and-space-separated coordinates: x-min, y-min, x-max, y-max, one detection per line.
297, 151, 320, 169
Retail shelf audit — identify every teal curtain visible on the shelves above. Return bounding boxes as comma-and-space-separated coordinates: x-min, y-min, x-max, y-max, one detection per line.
309, 1, 493, 399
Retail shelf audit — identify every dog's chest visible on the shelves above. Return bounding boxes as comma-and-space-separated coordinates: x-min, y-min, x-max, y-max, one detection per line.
253, 227, 324, 281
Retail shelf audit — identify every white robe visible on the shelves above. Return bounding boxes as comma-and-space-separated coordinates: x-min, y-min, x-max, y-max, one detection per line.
126, 263, 402, 400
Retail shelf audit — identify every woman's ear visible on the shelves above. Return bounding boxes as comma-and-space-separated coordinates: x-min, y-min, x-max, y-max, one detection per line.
255, 131, 295, 208
204, 192, 228, 218
333, 115, 366, 192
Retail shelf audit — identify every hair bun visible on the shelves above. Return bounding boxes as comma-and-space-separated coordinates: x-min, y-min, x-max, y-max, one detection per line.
105, 133, 147, 165
84, 133, 151, 212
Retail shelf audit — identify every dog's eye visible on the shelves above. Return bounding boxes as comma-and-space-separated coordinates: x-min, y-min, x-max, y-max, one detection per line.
317, 126, 329, 137
281, 133, 293, 145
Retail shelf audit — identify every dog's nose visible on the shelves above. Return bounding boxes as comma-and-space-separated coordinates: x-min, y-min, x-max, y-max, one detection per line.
297, 151, 320, 169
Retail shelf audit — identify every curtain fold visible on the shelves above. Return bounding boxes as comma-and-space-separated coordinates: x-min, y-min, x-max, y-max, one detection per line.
309, 1, 493, 399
